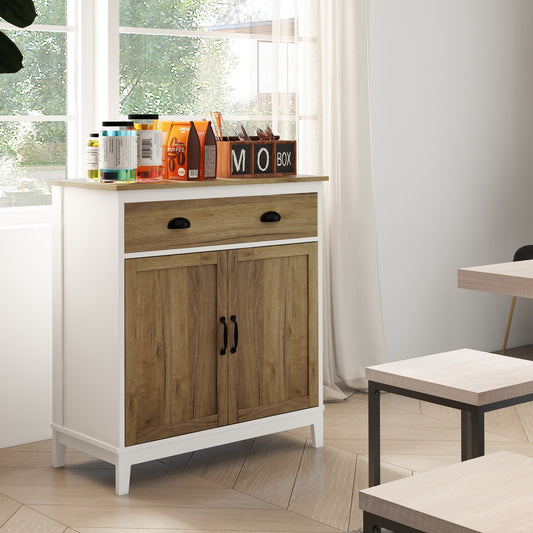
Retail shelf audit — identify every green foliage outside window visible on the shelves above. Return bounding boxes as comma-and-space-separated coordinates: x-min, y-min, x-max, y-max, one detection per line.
119, 0, 249, 116
0, 0, 66, 206
0, 0, 295, 207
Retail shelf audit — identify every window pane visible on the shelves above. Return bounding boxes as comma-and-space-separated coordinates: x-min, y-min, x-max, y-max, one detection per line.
120, 0, 278, 31
0, 121, 66, 207
34, 0, 67, 25
120, 34, 238, 115
0, 30, 67, 115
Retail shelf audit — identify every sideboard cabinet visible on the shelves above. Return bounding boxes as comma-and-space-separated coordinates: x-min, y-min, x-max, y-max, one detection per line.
51, 177, 326, 494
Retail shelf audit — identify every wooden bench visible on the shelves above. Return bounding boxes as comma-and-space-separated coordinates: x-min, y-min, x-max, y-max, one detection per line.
366, 348, 533, 486
359, 450, 533, 532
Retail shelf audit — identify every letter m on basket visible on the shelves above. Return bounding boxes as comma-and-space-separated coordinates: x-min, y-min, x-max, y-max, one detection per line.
231, 144, 251, 175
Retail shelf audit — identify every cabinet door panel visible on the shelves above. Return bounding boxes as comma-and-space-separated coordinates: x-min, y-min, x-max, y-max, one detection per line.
125, 252, 227, 446
228, 243, 318, 424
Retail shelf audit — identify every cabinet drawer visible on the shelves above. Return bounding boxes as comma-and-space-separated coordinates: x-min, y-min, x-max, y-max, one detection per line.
124, 193, 317, 253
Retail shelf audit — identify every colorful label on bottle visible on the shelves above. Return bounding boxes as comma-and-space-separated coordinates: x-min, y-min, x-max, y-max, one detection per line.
86, 146, 99, 170
136, 130, 162, 166
99, 136, 137, 170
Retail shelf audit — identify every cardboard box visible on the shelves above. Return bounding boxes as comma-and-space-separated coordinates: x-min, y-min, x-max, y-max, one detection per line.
193, 120, 217, 180
162, 121, 200, 180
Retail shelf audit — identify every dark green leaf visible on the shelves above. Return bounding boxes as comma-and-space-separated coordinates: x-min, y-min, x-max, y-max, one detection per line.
0, 30, 23, 73
0, 0, 37, 28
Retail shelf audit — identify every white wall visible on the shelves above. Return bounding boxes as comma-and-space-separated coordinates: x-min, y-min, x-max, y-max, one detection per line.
369, 0, 533, 361
0, 214, 52, 447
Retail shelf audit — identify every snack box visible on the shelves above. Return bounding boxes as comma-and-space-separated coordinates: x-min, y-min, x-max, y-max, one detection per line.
162, 121, 201, 180
193, 120, 217, 180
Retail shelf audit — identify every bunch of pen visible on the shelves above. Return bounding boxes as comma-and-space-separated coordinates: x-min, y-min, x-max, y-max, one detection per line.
209, 111, 276, 142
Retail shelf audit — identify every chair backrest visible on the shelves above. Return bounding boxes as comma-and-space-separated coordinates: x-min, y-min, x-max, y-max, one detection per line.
513, 245, 533, 262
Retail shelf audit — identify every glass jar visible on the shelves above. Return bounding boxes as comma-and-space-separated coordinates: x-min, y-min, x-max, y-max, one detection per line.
99, 121, 137, 183
86, 133, 99, 181
128, 114, 163, 181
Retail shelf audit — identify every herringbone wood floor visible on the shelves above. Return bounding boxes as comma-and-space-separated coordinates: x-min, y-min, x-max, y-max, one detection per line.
2, 346, 533, 532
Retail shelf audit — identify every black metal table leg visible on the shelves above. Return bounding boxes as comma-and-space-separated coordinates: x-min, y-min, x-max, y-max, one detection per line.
470, 406, 485, 458
461, 409, 472, 461
368, 381, 381, 487
461, 407, 485, 460
363, 511, 378, 532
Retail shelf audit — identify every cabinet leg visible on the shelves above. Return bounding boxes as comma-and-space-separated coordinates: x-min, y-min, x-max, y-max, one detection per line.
52, 431, 66, 468
115, 458, 132, 495
311, 417, 324, 448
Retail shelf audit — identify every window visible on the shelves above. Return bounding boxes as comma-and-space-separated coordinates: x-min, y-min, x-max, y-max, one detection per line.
119, 0, 299, 139
0, 0, 71, 208
0, 0, 317, 210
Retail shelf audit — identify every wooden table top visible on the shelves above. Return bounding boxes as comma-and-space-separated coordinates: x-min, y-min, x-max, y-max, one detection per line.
49, 175, 328, 191
366, 348, 533, 406
359, 450, 533, 533
458, 259, 533, 298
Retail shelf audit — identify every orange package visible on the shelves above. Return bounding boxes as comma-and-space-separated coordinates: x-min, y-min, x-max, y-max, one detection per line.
162, 121, 200, 180
193, 120, 217, 180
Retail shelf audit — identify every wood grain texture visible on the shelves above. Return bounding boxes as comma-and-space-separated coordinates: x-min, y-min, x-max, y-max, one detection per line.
28, 505, 341, 531
458, 259, 533, 298
359, 451, 533, 533
5, 375, 533, 532
125, 243, 317, 446
0, 493, 21, 528
0, 483, 274, 510
234, 434, 306, 508
366, 348, 533, 406
125, 253, 222, 445
185, 439, 254, 488
228, 244, 318, 424
124, 193, 317, 253
50, 175, 328, 190
289, 441, 356, 531
0, 506, 66, 533
73, 529, 338, 533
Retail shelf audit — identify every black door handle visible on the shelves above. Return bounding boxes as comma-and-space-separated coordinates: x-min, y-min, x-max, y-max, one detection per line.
220, 317, 228, 355
230, 315, 238, 353
168, 217, 191, 229
260, 211, 281, 223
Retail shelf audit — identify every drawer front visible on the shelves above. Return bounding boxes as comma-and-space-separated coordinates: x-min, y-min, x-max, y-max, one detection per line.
124, 193, 317, 253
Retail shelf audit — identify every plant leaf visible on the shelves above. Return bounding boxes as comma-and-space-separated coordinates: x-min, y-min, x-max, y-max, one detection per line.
0, 0, 37, 28
0, 30, 23, 73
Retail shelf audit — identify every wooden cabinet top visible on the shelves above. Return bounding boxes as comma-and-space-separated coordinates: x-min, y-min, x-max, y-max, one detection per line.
50, 175, 328, 191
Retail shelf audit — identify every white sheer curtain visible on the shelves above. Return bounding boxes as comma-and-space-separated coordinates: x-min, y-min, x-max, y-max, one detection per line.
299, 0, 388, 400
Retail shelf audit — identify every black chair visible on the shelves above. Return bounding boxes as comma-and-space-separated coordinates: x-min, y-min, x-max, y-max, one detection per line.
502, 245, 533, 354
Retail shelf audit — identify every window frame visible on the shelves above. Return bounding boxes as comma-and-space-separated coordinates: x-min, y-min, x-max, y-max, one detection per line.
0, 0, 308, 222
0, 2, 75, 221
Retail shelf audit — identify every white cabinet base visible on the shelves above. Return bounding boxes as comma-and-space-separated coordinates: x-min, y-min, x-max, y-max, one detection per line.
52, 407, 324, 495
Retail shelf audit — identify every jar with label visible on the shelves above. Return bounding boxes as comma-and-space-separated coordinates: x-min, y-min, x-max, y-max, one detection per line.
99, 121, 137, 183
86, 133, 99, 181
128, 114, 163, 181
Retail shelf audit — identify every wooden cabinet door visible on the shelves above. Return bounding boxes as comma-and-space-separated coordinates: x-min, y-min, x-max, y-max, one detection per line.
125, 251, 228, 446
227, 243, 318, 424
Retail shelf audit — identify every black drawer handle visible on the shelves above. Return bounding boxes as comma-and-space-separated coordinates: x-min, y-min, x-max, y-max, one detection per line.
220, 317, 228, 355
168, 217, 191, 229
230, 315, 238, 353
260, 211, 281, 223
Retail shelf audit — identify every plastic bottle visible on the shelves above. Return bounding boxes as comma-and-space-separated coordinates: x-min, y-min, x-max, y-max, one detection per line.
86, 133, 99, 181
99, 121, 137, 183
128, 114, 163, 181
